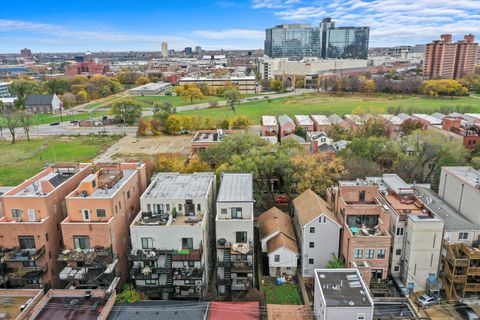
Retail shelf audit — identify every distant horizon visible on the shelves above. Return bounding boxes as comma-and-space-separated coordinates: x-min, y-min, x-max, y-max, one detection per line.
1, 0, 479, 53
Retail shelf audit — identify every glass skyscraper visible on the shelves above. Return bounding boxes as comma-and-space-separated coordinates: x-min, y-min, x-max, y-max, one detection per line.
265, 18, 369, 60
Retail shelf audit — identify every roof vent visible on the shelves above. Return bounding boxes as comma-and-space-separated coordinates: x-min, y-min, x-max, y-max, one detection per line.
349, 301, 355, 306
319, 273, 326, 278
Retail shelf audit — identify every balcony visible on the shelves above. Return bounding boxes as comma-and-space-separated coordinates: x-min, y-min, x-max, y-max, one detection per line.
231, 280, 252, 291
231, 261, 253, 272
468, 267, 480, 275
172, 248, 203, 262
131, 266, 171, 279
8, 263, 48, 280
3, 246, 45, 262
129, 249, 169, 261
57, 246, 113, 264
173, 267, 203, 280
173, 286, 201, 298
217, 241, 253, 255
465, 283, 480, 292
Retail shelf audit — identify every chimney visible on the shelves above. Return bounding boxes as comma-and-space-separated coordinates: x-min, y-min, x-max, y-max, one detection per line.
464, 34, 475, 44
441, 34, 452, 43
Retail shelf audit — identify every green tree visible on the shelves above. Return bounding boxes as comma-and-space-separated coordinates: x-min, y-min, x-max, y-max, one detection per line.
153, 102, 175, 125
326, 253, 344, 268
19, 111, 33, 141
135, 76, 150, 86
116, 284, 142, 303
110, 98, 143, 125
44, 78, 70, 95
223, 88, 241, 114
9, 80, 43, 110
400, 118, 424, 134
269, 79, 285, 92
4, 112, 20, 144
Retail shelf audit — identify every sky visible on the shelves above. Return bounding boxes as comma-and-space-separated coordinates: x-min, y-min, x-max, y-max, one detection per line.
0, 0, 479, 53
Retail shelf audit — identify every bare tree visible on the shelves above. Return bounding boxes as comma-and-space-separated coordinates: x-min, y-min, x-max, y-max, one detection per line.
20, 111, 33, 141
4, 112, 19, 144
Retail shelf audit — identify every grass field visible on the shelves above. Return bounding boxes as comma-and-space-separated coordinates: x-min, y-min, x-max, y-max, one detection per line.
129, 95, 222, 108
261, 277, 302, 305
0, 135, 119, 186
0, 110, 109, 128
180, 94, 480, 124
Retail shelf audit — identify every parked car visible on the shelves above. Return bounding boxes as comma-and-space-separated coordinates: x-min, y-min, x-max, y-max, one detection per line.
416, 293, 441, 308
275, 195, 290, 204
456, 303, 479, 320
49, 122, 60, 126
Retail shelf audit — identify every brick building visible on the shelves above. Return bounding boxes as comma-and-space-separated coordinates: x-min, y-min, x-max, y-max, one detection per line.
423, 34, 478, 79
65, 59, 109, 76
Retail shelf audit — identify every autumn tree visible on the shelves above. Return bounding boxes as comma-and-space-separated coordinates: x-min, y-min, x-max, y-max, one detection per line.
420, 79, 468, 97
137, 119, 149, 136
164, 114, 182, 135
181, 86, 203, 103
157, 154, 185, 172
269, 79, 285, 92
184, 157, 211, 173
149, 118, 162, 135
400, 118, 424, 134
230, 115, 252, 129
135, 76, 150, 86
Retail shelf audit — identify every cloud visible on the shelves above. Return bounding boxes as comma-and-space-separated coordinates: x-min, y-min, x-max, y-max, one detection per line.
251, 0, 480, 46
192, 29, 264, 40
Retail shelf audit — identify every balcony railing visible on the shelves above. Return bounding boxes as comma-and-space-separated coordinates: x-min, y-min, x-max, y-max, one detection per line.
468, 267, 480, 275
57, 246, 113, 264
131, 266, 171, 279
129, 249, 170, 261
8, 263, 48, 280
231, 261, 253, 272
3, 246, 45, 262
173, 267, 203, 280
465, 283, 480, 292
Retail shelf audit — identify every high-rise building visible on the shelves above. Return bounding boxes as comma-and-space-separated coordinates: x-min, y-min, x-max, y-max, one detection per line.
265, 18, 369, 60
20, 48, 32, 58
184, 47, 193, 55
423, 34, 478, 79
162, 42, 169, 58
195, 46, 202, 54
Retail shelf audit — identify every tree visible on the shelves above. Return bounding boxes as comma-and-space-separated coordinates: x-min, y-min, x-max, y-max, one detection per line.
137, 119, 149, 136
153, 102, 175, 125
342, 157, 382, 180
358, 117, 387, 138
223, 89, 241, 114
181, 86, 203, 103
290, 154, 345, 196
230, 115, 252, 129
4, 112, 20, 144
61, 92, 77, 109
150, 118, 162, 135
116, 284, 142, 303
44, 78, 70, 95
295, 78, 304, 88
157, 154, 185, 172
9, 80, 42, 110
326, 253, 344, 268
110, 99, 143, 125
135, 76, 150, 86
400, 118, 424, 134
164, 114, 182, 135
184, 157, 211, 173
420, 79, 468, 97
216, 118, 230, 129
75, 89, 88, 102
0, 117, 6, 138
269, 79, 285, 92
19, 111, 33, 141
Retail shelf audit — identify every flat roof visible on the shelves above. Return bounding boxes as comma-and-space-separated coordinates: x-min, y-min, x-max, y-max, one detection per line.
294, 115, 313, 126
143, 172, 214, 200
311, 115, 331, 126
315, 269, 373, 307
279, 114, 294, 126
81, 170, 135, 198
442, 166, 480, 189
382, 174, 413, 195
34, 296, 108, 320
107, 301, 208, 320
262, 115, 278, 126
217, 173, 253, 202
129, 82, 171, 91
0, 290, 41, 320
397, 113, 413, 121
416, 186, 480, 231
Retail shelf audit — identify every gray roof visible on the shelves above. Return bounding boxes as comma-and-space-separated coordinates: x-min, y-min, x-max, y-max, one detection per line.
318, 144, 337, 153
108, 301, 208, 320
415, 186, 480, 231
397, 113, 413, 121
283, 134, 306, 143
328, 114, 344, 125
279, 114, 294, 126
431, 112, 446, 120
217, 173, 253, 202
142, 172, 215, 200
25, 94, 54, 105
382, 174, 413, 195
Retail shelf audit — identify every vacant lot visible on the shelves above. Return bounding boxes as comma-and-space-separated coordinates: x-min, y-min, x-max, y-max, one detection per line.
181, 94, 480, 124
0, 135, 119, 186
261, 277, 302, 305
0, 110, 109, 128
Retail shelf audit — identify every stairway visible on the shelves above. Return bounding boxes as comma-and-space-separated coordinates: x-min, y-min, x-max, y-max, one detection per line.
223, 249, 231, 293
165, 252, 173, 299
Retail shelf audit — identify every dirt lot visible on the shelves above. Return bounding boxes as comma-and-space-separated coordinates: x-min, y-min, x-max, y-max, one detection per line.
94, 134, 192, 162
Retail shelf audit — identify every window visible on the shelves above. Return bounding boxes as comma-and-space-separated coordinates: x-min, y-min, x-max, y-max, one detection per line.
126, 190, 131, 199
357, 313, 366, 320
27, 209, 36, 221
309, 227, 315, 233
119, 201, 121, 209
394, 266, 400, 272
45, 233, 49, 242
92, 179, 96, 188
23, 261, 35, 267
141, 237, 154, 249
319, 216, 326, 223
309, 242, 315, 248
182, 238, 193, 249
377, 249, 386, 259
236, 231, 247, 243
274, 255, 280, 262
309, 258, 314, 265
18, 236, 35, 249
73, 236, 90, 250
82, 209, 90, 221
145, 279, 156, 285
366, 249, 375, 259
166, 204, 170, 212
353, 248, 363, 259
178, 204, 182, 212
221, 208, 227, 215
459, 232, 468, 240
197, 204, 201, 211
115, 205, 118, 213
11, 209, 21, 219
396, 227, 404, 236
396, 249, 402, 256
96, 209, 106, 218
231, 208, 242, 219
359, 190, 366, 202
185, 279, 195, 285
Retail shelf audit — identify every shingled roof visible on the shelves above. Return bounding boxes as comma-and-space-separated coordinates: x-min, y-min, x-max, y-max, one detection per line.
257, 207, 295, 241
267, 232, 298, 254
293, 189, 339, 226
25, 94, 54, 106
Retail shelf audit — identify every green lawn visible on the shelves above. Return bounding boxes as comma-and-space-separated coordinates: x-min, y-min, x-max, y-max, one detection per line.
180, 94, 480, 124
130, 95, 222, 108
261, 277, 302, 305
0, 111, 109, 128
0, 135, 119, 186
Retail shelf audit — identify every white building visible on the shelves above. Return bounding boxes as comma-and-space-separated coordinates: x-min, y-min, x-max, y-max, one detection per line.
128, 82, 172, 96
0, 81, 11, 97
129, 172, 216, 300
313, 268, 374, 320
257, 207, 298, 277
293, 189, 341, 277
216, 173, 255, 295
438, 167, 480, 225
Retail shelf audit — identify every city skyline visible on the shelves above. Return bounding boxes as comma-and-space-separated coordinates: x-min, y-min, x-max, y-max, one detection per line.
0, 0, 479, 53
